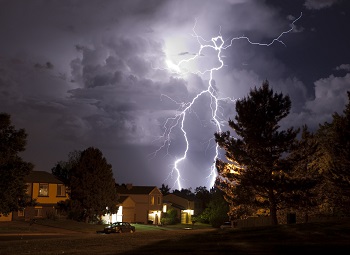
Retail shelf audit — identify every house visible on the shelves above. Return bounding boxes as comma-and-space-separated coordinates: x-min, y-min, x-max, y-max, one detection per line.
11, 170, 69, 221
163, 193, 195, 224
101, 195, 135, 224
115, 184, 163, 224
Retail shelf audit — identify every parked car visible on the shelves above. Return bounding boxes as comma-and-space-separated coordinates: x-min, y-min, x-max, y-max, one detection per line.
220, 221, 233, 229
103, 222, 136, 233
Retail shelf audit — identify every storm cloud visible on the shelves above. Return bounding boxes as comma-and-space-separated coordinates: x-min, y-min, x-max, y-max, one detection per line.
1, 0, 349, 189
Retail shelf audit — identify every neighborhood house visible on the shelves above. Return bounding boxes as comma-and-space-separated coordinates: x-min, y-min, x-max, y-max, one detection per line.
0, 171, 69, 221
1, 171, 200, 226
107, 184, 163, 224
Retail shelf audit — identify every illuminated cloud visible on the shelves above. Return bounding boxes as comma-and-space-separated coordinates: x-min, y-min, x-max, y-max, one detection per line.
304, 0, 338, 10
0, 0, 349, 189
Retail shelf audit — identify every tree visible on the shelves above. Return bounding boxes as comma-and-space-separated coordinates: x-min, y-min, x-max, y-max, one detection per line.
194, 186, 210, 214
284, 125, 322, 221
0, 113, 34, 215
69, 147, 118, 222
161, 208, 178, 225
215, 81, 303, 225
197, 187, 229, 227
315, 91, 350, 216
172, 188, 195, 199
159, 183, 170, 195
51, 150, 81, 186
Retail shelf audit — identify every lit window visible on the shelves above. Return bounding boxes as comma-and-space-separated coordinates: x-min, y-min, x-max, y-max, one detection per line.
38, 183, 49, 196
151, 196, 155, 205
57, 184, 66, 197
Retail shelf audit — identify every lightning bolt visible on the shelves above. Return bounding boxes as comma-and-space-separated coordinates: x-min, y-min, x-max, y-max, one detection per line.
151, 13, 302, 190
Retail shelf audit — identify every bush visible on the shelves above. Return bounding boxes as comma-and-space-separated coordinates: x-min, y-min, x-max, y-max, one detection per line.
161, 208, 179, 225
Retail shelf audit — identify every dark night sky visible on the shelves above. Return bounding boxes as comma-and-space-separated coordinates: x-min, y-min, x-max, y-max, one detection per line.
1, 0, 349, 190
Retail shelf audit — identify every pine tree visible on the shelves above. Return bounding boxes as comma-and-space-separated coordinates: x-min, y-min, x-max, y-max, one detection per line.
316, 91, 350, 215
284, 126, 322, 221
215, 81, 303, 225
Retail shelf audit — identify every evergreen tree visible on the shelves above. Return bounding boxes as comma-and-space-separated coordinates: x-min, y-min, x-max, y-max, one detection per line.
0, 113, 34, 215
159, 183, 170, 195
316, 91, 350, 215
69, 147, 118, 222
284, 126, 322, 221
215, 81, 302, 225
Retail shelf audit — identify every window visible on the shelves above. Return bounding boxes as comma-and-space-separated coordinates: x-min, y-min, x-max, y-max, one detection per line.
34, 207, 42, 217
18, 209, 24, 217
157, 196, 161, 205
151, 196, 155, 205
57, 184, 66, 197
38, 183, 49, 196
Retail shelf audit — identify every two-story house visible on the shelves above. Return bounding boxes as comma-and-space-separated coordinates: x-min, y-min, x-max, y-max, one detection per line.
163, 193, 195, 224
115, 184, 163, 224
12, 170, 69, 221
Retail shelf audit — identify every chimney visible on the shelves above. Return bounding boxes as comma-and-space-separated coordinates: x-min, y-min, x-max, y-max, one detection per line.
126, 183, 132, 190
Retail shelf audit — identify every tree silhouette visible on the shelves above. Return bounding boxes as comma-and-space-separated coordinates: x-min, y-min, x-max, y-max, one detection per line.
0, 113, 33, 215
159, 183, 170, 195
316, 91, 350, 216
69, 147, 118, 222
51, 150, 81, 186
215, 81, 303, 225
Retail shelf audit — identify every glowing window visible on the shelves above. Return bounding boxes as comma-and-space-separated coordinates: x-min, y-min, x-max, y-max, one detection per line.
151, 196, 155, 205
38, 183, 49, 196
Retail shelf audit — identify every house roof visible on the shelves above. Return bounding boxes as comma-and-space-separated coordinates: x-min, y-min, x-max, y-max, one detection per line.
163, 201, 186, 210
115, 184, 159, 195
164, 193, 194, 202
25, 171, 63, 184
118, 196, 130, 203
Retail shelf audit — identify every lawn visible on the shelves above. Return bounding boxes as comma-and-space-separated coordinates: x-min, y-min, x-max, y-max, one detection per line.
1, 218, 350, 254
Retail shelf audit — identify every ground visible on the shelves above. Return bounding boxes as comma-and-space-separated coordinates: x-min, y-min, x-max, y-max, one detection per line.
1, 218, 350, 254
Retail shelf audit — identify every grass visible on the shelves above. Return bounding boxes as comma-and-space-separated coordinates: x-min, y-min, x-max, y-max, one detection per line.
1, 218, 350, 254
0, 218, 211, 234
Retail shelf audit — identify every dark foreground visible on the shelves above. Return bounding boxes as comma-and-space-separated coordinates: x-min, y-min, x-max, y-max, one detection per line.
1, 218, 350, 254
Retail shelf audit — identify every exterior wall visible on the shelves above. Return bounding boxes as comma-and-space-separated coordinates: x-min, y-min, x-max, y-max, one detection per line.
0, 213, 12, 222
127, 194, 151, 223
31, 183, 68, 204
121, 197, 136, 223
118, 188, 163, 224
12, 181, 69, 221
